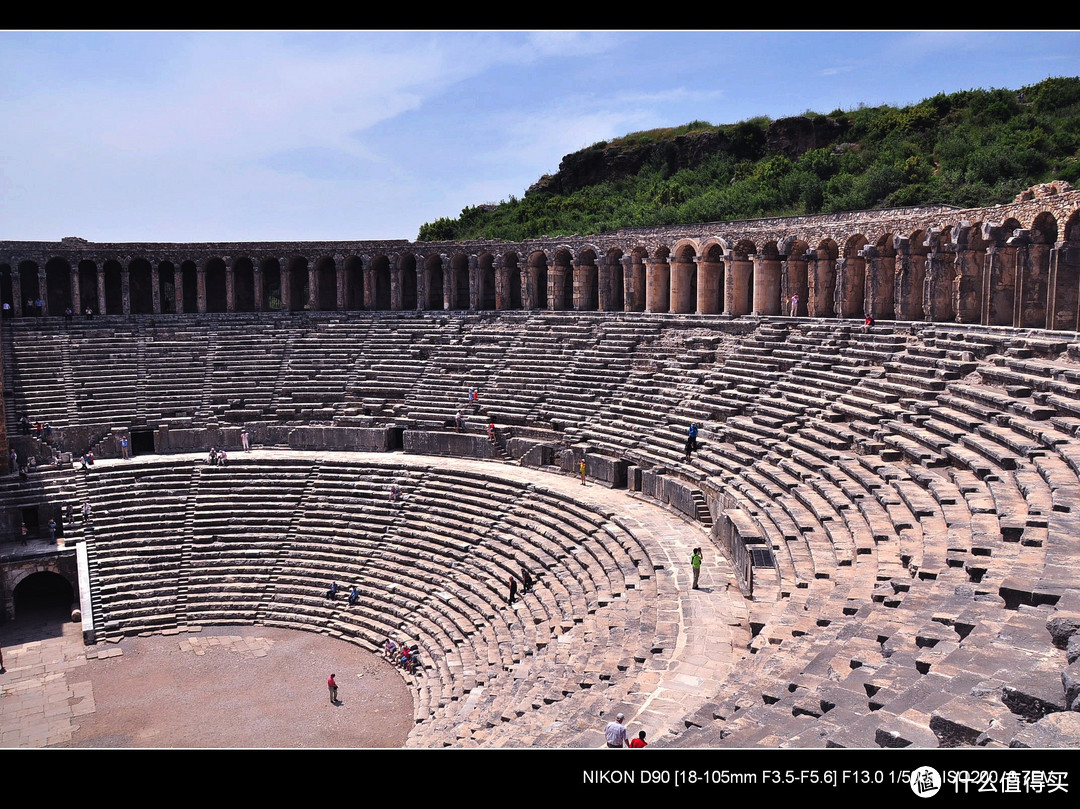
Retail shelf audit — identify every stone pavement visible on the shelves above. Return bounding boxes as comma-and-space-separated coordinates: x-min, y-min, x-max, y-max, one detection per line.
0, 451, 750, 747
0, 610, 94, 747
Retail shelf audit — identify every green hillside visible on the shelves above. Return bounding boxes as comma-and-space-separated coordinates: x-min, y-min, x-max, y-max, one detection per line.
418, 76, 1080, 242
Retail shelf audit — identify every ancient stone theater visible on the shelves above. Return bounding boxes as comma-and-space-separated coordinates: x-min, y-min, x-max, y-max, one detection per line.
2, 181, 1079, 747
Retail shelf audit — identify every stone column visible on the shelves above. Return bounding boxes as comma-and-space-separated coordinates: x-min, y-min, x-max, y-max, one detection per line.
669, 253, 696, 314
835, 253, 865, 319
96, 265, 107, 316
550, 264, 569, 311
494, 258, 506, 311
1047, 242, 1080, 331
151, 263, 161, 314
621, 256, 636, 312
892, 237, 920, 321
389, 257, 402, 312
468, 255, 479, 311
362, 259, 374, 311
645, 257, 670, 313
725, 252, 753, 317
308, 264, 318, 311
861, 246, 884, 320
173, 262, 184, 314
781, 252, 808, 317
121, 267, 131, 315
36, 268, 48, 316
70, 264, 82, 316
196, 264, 207, 313
336, 260, 346, 311
441, 257, 452, 311
752, 254, 782, 316
980, 223, 1017, 327
1019, 237, 1052, 330
280, 260, 292, 312
952, 225, 984, 324
924, 242, 956, 323
10, 271, 21, 317
253, 265, 264, 312
696, 253, 722, 315
225, 259, 236, 312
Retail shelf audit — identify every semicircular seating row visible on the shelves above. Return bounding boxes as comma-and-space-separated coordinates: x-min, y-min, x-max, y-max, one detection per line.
80, 456, 664, 748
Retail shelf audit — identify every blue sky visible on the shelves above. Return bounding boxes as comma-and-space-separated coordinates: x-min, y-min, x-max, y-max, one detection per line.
2, 30, 1079, 243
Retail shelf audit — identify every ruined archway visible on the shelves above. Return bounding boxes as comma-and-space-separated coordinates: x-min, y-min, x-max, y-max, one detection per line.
12, 569, 75, 622
205, 258, 228, 313
314, 257, 336, 311
45, 258, 73, 316
260, 258, 282, 311
343, 256, 364, 310
232, 257, 256, 312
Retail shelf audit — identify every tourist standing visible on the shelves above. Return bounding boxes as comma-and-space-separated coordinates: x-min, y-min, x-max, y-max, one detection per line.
691, 547, 703, 590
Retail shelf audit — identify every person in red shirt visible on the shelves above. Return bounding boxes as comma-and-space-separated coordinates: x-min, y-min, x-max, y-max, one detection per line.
327, 673, 338, 704
629, 730, 648, 748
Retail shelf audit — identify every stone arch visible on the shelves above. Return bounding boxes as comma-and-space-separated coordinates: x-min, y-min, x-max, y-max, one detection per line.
260, 258, 282, 311
232, 257, 256, 312
424, 255, 445, 310
893, 230, 928, 321
343, 256, 364, 310
45, 257, 73, 315
1017, 211, 1057, 329
837, 234, 868, 318
984, 217, 1022, 326
18, 261, 40, 315
421, 253, 442, 311
952, 221, 986, 324
127, 258, 153, 314
11, 569, 76, 621
574, 247, 599, 311
527, 251, 548, 310
807, 239, 838, 318
205, 257, 228, 313
477, 253, 496, 311
103, 259, 124, 314
670, 241, 697, 314
601, 248, 624, 312
78, 260, 99, 314
313, 256, 337, 311
922, 228, 955, 322
284, 257, 309, 311
449, 253, 470, 310
780, 238, 808, 317
1, 263, 14, 311
371, 255, 391, 310
625, 247, 647, 312
400, 254, 419, 311
1048, 209, 1080, 330
864, 233, 896, 320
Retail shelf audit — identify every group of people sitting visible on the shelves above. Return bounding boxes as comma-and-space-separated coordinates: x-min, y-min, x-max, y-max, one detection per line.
206, 447, 228, 466
326, 582, 365, 608
383, 638, 421, 674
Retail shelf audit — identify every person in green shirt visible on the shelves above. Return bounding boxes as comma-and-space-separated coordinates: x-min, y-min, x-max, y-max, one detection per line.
691, 547, 702, 590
